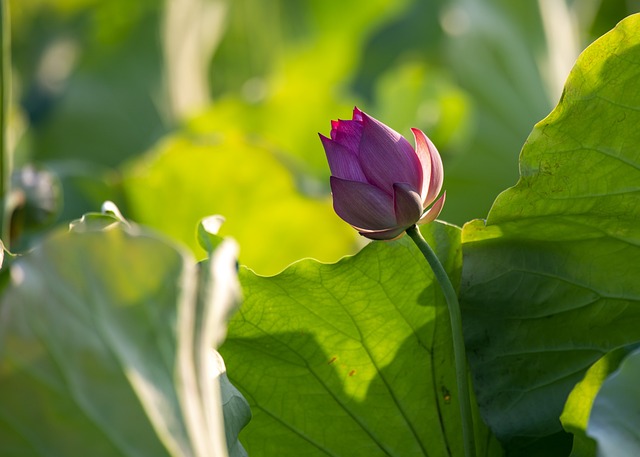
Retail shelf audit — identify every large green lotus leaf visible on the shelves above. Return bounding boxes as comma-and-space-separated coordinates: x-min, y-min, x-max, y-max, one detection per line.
459, 13, 640, 453
121, 133, 357, 276
220, 222, 502, 457
586, 346, 640, 456
0, 224, 248, 456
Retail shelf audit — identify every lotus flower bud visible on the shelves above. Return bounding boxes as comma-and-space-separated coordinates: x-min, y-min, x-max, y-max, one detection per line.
320, 107, 446, 240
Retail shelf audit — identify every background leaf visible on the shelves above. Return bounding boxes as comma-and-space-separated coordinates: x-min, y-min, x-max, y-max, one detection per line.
15, 0, 167, 167
220, 222, 502, 457
220, 365, 251, 457
459, 13, 640, 455
0, 224, 247, 456
586, 346, 640, 457
560, 348, 628, 457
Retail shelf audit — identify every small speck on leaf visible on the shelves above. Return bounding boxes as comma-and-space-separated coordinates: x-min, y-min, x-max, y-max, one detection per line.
441, 386, 451, 404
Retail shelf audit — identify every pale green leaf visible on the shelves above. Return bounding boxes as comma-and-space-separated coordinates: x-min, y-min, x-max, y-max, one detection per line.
560, 349, 627, 457
587, 346, 640, 457
197, 215, 226, 254
0, 224, 247, 456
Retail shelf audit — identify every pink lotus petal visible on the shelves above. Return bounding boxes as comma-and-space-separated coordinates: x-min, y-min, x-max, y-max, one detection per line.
393, 182, 423, 227
417, 191, 446, 225
321, 108, 447, 238
358, 112, 421, 193
411, 128, 443, 206
330, 177, 396, 230
320, 134, 367, 182
358, 226, 406, 240
410, 128, 431, 201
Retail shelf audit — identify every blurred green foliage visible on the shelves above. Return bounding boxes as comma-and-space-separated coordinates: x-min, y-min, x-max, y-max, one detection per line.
7, 0, 639, 271
6, 4, 640, 456
121, 132, 356, 275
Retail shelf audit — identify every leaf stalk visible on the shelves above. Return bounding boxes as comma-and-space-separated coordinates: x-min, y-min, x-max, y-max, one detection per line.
406, 224, 476, 457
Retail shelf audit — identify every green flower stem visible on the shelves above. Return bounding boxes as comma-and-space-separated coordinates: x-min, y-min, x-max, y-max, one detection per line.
406, 224, 476, 457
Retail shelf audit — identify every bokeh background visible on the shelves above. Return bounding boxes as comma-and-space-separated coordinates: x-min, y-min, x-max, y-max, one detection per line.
7, 0, 639, 274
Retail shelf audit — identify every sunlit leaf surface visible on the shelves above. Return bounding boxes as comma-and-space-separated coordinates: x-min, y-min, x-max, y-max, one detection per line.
221, 222, 502, 457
